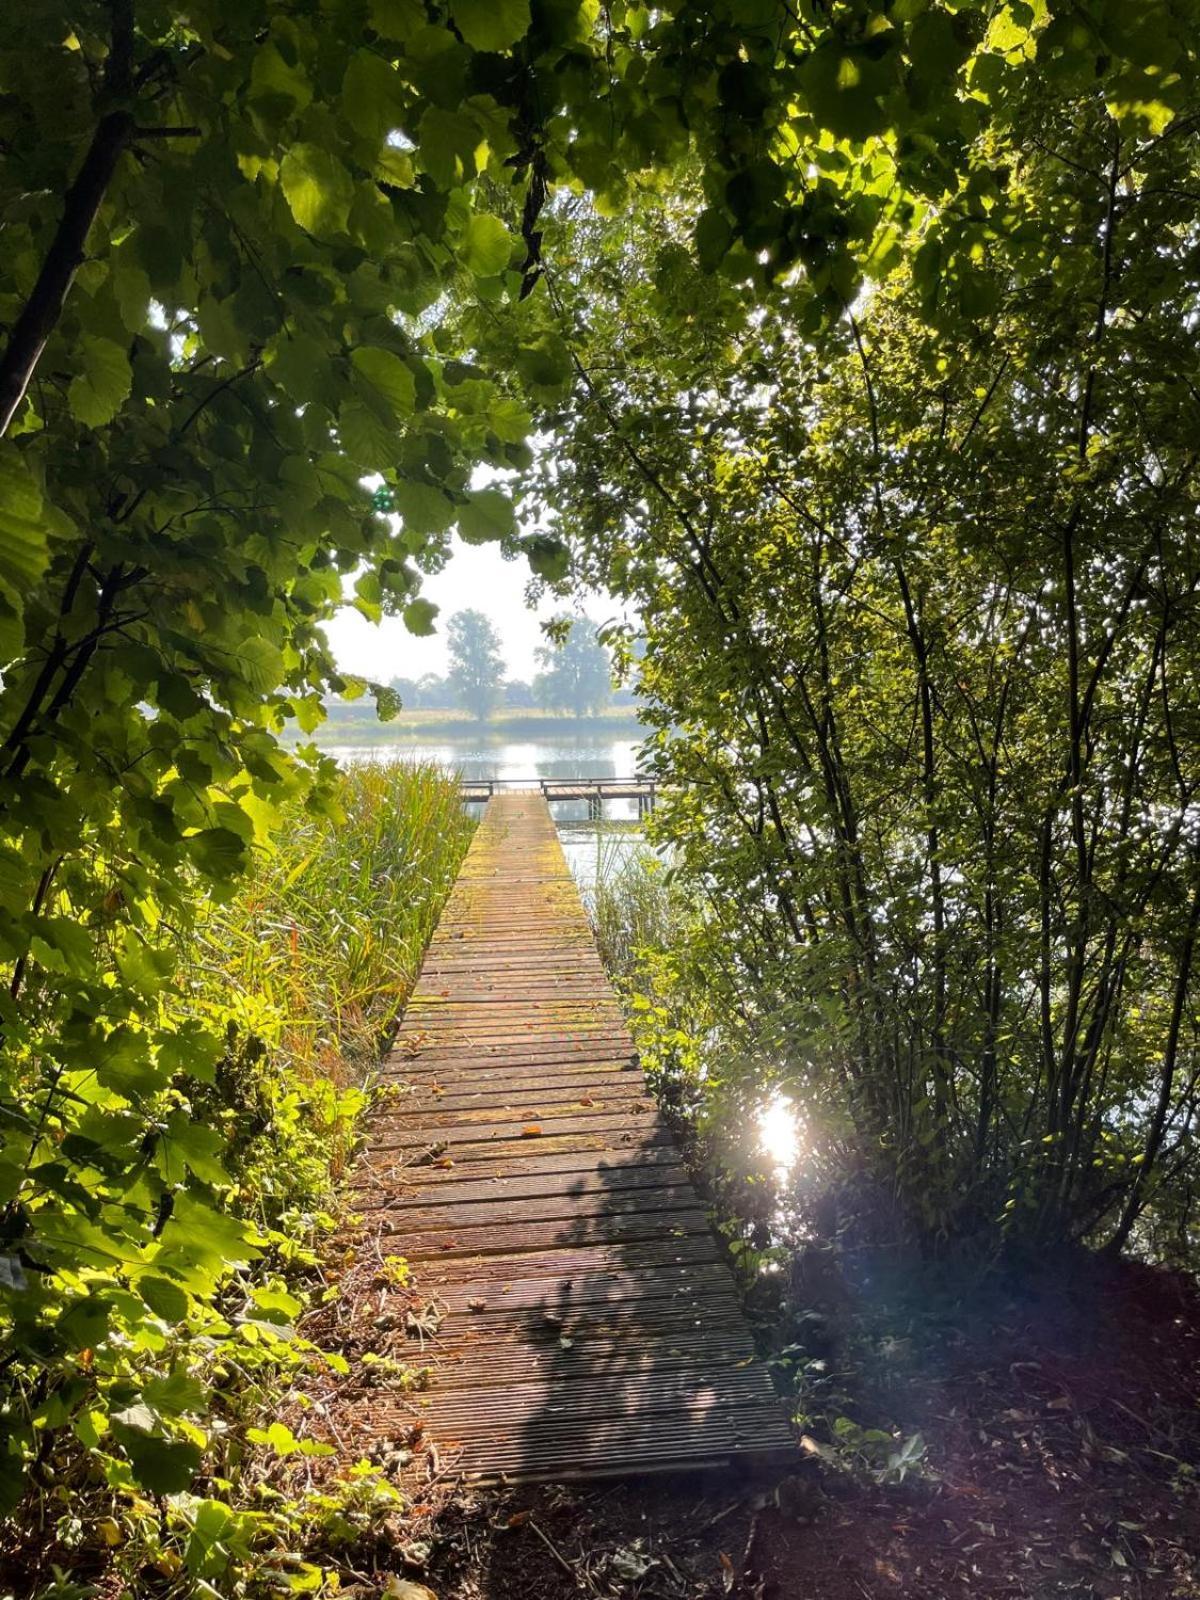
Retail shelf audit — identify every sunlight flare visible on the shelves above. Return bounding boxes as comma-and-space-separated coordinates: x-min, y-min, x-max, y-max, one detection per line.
758, 1093, 801, 1173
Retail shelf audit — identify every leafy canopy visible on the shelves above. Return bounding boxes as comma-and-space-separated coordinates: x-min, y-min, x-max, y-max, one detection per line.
1, 0, 1196, 1550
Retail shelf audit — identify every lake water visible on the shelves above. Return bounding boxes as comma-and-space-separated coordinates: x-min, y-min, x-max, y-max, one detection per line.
324, 730, 651, 883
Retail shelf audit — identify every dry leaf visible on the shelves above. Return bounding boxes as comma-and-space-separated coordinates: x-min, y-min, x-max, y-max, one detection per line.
383, 1580, 437, 1600
521, 1124, 543, 1137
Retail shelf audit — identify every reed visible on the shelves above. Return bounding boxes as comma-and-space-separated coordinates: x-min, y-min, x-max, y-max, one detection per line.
188, 759, 473, 1200
581, 827, 679, 981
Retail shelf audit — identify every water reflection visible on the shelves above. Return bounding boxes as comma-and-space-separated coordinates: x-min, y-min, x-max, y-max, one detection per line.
316, 734, 641, 787
322, 734, 652, 869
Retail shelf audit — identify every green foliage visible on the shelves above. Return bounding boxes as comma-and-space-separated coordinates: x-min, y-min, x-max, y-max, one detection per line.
580, 830, 680, 984
0, 759, 469, 1585
3, 0, 1199, 1581
522, 67, 1200, 1260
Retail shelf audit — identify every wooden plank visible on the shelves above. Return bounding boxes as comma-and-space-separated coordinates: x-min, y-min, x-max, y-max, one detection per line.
351, 790, 792, 1482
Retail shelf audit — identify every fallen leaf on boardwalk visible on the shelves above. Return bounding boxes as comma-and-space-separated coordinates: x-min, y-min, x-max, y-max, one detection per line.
579, 1096, 596, 1106
433, 1156, 454, 1169
468, 1297, 488, 1312
383, 1580, 437, 1600
521, 1124, 543, 1137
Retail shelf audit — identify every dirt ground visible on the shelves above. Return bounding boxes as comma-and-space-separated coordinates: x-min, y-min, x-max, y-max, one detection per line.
319, 1252, 1199, 1600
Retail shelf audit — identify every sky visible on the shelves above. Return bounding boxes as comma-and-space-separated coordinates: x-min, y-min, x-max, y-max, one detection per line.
322, 536, 605, 684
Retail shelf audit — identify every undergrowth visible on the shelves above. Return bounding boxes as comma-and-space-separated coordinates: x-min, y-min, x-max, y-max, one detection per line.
0, 760, 472, 1600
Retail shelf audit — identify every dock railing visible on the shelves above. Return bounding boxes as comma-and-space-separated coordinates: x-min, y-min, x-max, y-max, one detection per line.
460, 777, 657, 818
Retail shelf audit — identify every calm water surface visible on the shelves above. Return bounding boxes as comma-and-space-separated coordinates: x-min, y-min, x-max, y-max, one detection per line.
326, 731, 649, 883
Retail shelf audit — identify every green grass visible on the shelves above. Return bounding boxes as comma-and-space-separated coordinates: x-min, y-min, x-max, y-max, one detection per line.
204, 759, 470, 1075
580, 829, 679, 981
190, 759, 473, 1194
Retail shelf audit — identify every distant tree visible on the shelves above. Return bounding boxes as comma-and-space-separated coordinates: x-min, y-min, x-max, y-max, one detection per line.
533, 618, 613, 716
446, 611, 505, 722
416, 673, 452, 709
504, 679, 537, 708
387, 674, 455, 709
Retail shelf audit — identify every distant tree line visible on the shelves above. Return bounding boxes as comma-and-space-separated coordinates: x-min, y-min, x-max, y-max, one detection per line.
389, 610, 639, 723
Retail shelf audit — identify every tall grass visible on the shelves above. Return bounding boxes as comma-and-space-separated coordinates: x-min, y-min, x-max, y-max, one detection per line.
188, 759, 473, 1204
581, 829, 680, 981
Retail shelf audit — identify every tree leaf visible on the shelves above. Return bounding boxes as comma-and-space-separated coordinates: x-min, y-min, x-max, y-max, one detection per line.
461, 213, 513, 276
67, 339, 132, 427
0, 444, 50, 617
281, 145, 355, 239
138, 1276, 190, 1323
339, 399, 398, 466
458, 487, 514, 544
448, 0, 530, 52
114, 1427, 203, 1496
351, 347, 417, 417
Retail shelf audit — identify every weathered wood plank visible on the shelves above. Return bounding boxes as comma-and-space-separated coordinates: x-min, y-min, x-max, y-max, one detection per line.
353, 790, 792, 1481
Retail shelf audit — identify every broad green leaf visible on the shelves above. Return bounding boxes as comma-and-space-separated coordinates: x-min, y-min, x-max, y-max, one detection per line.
0, 443, 49, 606
249, 40, 312, 115
281, 145, 355, 239
417, 106, 484, 187
351, 347, 417, 417
137, 1276, 191, 1322
371, 682, 403, 720
338, 399, 397, 465
114, 1427, 203, 1495
161, 1192, 262, 1275
238, 635, 285, 693
143, 1369, 209, 1417
695, 207, 733, 272
449, 0, 530, 51
67, 339, 132, 428
369, 0, 425, 39
342, 51, 405, 142
393, 478, 455, 533
188, 827, 249, 878
458, 487, 515, 543
268, 333, 338, 408
461, 213, 513, 276
516, 332, 573, 392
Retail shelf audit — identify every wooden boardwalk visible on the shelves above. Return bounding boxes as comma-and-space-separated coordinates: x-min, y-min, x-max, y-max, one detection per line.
352, 791, 793, 1480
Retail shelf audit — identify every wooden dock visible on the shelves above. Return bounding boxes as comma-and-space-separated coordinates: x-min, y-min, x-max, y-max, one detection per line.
460, 777, 658, 818
352, 791, 792, 1481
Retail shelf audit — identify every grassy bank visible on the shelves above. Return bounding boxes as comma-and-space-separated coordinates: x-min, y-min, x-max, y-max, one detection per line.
0, 761, 473, 1598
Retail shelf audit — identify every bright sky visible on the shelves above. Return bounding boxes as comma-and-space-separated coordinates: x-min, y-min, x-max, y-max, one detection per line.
322, 536, 590, 683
